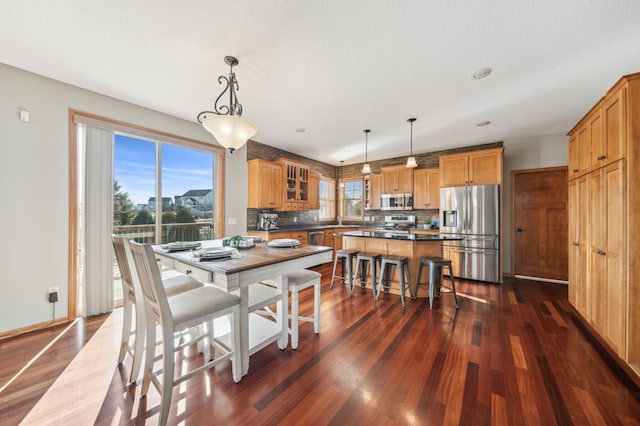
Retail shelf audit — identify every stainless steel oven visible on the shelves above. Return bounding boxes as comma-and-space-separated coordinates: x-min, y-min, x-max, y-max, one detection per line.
380, 193, 413, 210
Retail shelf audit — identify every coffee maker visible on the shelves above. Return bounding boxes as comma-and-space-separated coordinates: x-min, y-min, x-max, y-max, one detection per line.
258, 213, 279, 230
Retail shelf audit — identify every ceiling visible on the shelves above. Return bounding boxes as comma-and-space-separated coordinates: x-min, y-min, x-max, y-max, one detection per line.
2, 1, 640, 165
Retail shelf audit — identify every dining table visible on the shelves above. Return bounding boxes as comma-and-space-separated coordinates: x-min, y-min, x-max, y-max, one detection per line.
153, 239, 333, 377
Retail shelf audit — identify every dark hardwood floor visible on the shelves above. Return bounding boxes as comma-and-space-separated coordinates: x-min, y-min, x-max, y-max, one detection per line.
1, 264, 639, 425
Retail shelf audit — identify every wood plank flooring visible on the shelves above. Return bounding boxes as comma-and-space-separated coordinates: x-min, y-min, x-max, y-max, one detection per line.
1, 264, 639, 425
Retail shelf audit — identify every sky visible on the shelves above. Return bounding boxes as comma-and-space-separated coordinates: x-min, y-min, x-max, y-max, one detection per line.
114, 134, 214, 206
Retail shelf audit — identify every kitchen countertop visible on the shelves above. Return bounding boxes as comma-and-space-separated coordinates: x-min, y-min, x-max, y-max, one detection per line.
337, 230, 461, 241
247, 224, 369, 233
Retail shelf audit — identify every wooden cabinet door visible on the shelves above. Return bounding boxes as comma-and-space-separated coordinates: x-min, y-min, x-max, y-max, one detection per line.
588, 110, 603, 167
269, 163, 283, 208
468, 149, 502, 185
413, 169, 427, 208
577, 124, 591, 174
309, 173, 320, 209
602, 87, 626, 166
568, 180, 578, 306
427, 168, 440, 209
440, 154, 468, 187
381, 167, 398, 193
396, 167, 413, 192
369, 174, 381, 209
603, 159, 627, 356
575, 174, 590, 317
589, 169, 605, 332
568, 134, 579, 179
248, 159, 282, 209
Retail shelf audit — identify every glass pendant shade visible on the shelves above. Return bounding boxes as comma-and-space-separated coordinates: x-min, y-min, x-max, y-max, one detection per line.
201, 114, 258, 153
405, 117, 417, 168
362, 163, 372, 174
405, 156, 418, 168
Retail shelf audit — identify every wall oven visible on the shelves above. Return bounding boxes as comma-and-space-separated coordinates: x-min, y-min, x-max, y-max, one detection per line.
380, 193, 413, 211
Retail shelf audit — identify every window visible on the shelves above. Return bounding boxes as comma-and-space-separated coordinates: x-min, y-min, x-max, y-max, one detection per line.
318, 177, 336, 221
341, 178, 364, 221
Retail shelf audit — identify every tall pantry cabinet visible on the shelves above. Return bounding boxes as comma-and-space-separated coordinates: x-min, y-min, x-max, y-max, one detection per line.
567, 73, 640, 382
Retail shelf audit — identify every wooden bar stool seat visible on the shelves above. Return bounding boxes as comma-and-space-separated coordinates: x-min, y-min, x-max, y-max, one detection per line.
416, 256, 460, 309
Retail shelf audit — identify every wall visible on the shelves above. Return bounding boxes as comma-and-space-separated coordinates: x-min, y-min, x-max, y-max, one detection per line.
0, 64, 245, 333
502, 133, 569, 274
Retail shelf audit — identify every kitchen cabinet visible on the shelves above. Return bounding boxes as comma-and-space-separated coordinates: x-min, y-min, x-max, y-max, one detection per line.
567, 72, 639, 377
309, 172, 320, 209
439, 147, 503, 187
364, 173, 381, 210
413, 168, 440, 209
247, 159, 283, 209
381, 166, 413, 193
277, 158, 310, 211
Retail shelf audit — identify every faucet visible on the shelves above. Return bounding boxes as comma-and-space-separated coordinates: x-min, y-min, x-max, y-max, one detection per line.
337, 217, 342, 226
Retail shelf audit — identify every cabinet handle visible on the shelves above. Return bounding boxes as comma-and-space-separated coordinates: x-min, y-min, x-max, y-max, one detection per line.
573, 242, 579, 247
572, 169, 579, 173
597, 155, 606, 161
186, 269, 192, 274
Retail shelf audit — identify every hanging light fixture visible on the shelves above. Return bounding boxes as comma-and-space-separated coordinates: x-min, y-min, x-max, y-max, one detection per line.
197, 56, 258, 153
405, 117, 418, 168
362, 129, 372, 174
339, 160, 345, 187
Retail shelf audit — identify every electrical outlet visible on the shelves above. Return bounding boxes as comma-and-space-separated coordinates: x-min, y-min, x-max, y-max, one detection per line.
48, 286, 59, 294
293, 217, 297, 222
48, 286, 59, 304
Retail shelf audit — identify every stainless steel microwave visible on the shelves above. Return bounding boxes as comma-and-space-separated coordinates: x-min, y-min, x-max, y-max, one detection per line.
380, 193, 413, 210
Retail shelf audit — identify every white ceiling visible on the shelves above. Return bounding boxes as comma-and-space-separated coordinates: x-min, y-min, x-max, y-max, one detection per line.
2, 1, 640, 165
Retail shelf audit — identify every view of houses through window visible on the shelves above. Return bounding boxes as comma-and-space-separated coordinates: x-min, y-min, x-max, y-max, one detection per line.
341, 178, 363, 220
112, 134, 217, 304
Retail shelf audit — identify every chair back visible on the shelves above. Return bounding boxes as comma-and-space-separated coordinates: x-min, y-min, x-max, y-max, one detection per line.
128, 240, 172, 325
112, 235, 135, 301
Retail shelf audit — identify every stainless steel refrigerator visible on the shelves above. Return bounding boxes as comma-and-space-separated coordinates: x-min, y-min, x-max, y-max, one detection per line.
439, 184, 500, 283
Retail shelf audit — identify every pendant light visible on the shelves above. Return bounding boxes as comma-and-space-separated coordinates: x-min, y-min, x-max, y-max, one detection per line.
197, 56, 258, 153
405, 118, 418, 168
339, 160, 345, 187
362, 129, 372, 174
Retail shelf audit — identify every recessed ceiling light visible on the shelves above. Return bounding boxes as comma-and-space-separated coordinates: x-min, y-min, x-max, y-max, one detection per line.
477, 121, 491, 126
295, 127, 306, 133
472, 68, 492, 79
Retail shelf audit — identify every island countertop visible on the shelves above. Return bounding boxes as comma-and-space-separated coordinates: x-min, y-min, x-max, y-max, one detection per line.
336, 230, 463, 241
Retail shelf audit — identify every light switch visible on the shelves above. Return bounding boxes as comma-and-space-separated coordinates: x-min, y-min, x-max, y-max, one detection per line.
228, 217, 237, 225
20, 109, 30, 122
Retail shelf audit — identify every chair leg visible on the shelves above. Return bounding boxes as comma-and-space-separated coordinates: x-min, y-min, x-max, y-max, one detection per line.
428, 265, 437, 309
447, 266, 460, 308
129, 298, 146, 383
141, 318, 156, 397
330, 255, 340, 288
313, 281, 321, 334
360, 259, 368, 288
415, 262, 424, 300
291, 287, 300, 350
119, 296, 132, 364
371, 260, 378, 299
406, 263, 415, 299
159, 326, 176, 426
346, 257, 355, 294
398, 265, 405, 307
376, 262, 385, 300
231, 309, 242, 383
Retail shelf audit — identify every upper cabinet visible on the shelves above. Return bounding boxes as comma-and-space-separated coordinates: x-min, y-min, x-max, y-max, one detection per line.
439, 147, 503, 187
308, 172, 320, 209
568, 85, 627, 180
364, 174, 381, 210
277, 159, 310, 211
381, 165, 413, 193
413, 168, 440, 209
247, 159, 283, 209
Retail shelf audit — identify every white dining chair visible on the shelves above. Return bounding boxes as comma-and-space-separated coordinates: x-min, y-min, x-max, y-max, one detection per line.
111, 236, 204, 383
128, 240, 242, 425
261, 269, 321, 349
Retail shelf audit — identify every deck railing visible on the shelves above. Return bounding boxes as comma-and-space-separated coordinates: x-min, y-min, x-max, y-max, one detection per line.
113, 222, 214, 244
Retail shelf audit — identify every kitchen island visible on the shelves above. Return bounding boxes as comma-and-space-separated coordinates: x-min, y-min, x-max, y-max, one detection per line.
337, 231, 462, 298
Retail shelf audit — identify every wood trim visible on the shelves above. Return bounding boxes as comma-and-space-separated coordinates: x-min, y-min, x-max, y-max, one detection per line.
0, 318, 71, 341
510, 166, 568, 278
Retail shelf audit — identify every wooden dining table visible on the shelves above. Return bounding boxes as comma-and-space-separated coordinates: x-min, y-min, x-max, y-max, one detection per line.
153, 240, 333, 377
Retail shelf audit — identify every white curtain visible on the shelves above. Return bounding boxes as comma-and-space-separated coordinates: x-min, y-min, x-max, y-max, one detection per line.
83, 126, 115, 315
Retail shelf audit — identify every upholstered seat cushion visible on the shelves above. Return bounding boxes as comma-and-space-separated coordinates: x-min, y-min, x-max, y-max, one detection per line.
163, 274, 204, 297
287, 270, 321, 290
168, 285, 240, 327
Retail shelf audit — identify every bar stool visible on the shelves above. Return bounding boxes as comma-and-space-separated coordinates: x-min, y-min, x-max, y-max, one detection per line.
331, 250, 359, 293
354, 252, 382, 298
416, 256, 460, 309
377, 255, 414, 306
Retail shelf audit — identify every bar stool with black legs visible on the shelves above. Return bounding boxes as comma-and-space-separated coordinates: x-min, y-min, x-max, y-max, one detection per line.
416, 256, 460, 309
330, 250, 359, 293
354, 252, 382, 298
377, 255, 414, 306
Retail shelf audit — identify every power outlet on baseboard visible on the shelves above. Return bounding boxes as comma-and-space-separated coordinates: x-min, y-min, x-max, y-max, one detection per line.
48, 286, 59, 303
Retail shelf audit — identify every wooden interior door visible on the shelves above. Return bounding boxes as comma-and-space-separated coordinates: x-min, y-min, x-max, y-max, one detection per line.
512, 167, 568, 280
